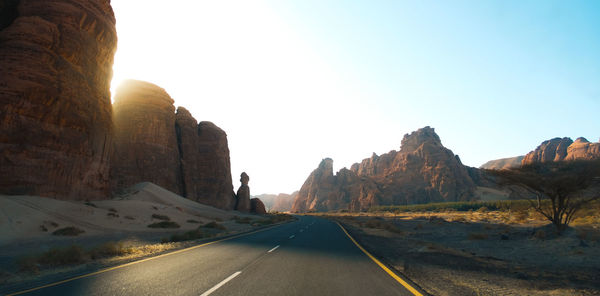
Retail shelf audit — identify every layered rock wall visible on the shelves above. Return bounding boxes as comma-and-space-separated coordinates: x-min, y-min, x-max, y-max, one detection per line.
0, 0, 117, 199
111, 80, 182, 194
292, 127, 478, 212
522, 137, 600, 165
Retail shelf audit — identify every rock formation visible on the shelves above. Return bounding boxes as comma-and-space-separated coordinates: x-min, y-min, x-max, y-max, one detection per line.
235, 172, 251, 212
110, 81, 236, 210
195, 121, 236, 210
175, 107, 200, 198
111, 80, 182, 194
522, 137, 600, 165
291, 127, 478, 212
272, 192, 298, 212
521, 137, 573, 165
480, 156, 524, 170
0, 0, 117, 199
253, 192, 298, 212
564, 137, 600, 161
250, 198, 267, 214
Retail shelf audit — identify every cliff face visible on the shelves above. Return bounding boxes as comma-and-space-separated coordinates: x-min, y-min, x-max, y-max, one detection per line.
522, 137, 600, 165
111, 80, 182, 194
0, 0, 117, 199
291, 127, 478, 212
110, 81, 236, 210
522, 137, 573, 165
196, 121, 236, 210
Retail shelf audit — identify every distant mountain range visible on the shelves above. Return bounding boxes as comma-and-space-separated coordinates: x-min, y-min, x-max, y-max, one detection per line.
289, 127, 600, 213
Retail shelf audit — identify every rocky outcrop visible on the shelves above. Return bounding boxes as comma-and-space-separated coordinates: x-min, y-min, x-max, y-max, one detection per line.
291, 127, 477, 212
291, 158, 383, 212
564, 137, 600, 161
250, 198, 267, 214
272, 192, 298, 212
175, 107, 201, 199
253, 191, 298, 212
235, 172, 251, 212
480, 156, 524, 170
0, 0, 117, 199
110, 81, 236, 210
111, 80, 182, 194
522, 137, 573, 165
195, 121, 236, 210
522, 137, 600, 165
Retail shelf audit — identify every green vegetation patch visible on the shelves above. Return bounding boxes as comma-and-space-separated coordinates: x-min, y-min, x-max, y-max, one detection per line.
369, 200, 536, 213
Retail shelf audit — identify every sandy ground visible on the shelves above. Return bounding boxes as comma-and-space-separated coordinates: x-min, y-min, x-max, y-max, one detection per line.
0, 183, 263, 279
333, 212, 600, 296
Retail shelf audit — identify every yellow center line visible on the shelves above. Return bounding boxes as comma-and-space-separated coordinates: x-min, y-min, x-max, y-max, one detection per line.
7, 223, 287, 296
336, 221, 425, 296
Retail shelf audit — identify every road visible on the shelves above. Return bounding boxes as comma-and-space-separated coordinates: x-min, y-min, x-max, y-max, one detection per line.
5, 216, 419, 296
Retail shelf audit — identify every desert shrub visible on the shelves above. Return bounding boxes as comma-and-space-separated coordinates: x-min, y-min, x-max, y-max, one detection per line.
107, 212, 119, 218
151, 214, 170, 221
52, 226, 85, 236
109, 208, 117, 213
89, 242, 129, 259
468, 233, 489, 240
147, 221, 180, 228
363, 219, 403, 234
186, 219, 201, 224
168, 228, 213, 242
17, 245, 85, 273
203, 221, 226, 230
124, 215, 135, 220
37, 245, 85, 267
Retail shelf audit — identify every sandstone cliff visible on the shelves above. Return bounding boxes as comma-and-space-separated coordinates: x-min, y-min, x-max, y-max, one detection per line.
196, 121, 236, 210
0, 0, 117, 199
291, 127, 477, 212
111, 81, 236, 210
522, 137, 600, 165
111, 80, 182, 195
521, 137, 573, 165
480, 156, 524, 170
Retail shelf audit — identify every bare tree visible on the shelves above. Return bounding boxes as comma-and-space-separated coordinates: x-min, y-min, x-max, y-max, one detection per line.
488, 160, 600, 233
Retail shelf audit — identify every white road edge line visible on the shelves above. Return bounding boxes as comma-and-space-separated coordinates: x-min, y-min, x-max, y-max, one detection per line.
268, 245, 280, 253
289, 235, 295, 239
200, 271, 242, 296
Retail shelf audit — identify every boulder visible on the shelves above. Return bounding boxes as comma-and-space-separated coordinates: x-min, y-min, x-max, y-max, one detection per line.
250, 198, 267, 214
0, 0, 117, 199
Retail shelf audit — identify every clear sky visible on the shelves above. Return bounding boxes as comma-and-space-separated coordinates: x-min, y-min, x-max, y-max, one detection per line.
110, 0, 600, 195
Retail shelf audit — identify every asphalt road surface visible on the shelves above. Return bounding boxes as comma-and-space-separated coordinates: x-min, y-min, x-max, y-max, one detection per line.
6, 216, 418, 296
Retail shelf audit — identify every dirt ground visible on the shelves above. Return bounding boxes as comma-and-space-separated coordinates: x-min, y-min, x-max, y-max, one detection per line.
0, 183, 280, 288
332, 211, 600, 296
